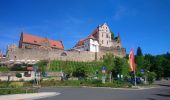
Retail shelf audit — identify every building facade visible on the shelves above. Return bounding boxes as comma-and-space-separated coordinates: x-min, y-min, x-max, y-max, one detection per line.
74, 23, 125, 53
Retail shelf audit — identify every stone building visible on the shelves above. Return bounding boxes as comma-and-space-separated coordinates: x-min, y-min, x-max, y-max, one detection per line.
5, 23, 126, 64
74, 23, 125, 53
19, 32, 64, 50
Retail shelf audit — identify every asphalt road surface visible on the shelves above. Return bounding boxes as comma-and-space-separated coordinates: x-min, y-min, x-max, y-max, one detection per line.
37, 80, 170, 100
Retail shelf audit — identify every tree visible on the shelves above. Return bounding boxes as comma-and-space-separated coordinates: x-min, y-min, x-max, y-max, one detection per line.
143, 54, 154, 71
147, 72, 156, 85
103, 53, 115, 71
36, 60, 48, 75
73, 66, 88, 79
162, 59, 170, 77
135, 47, 144, 76
151, 56, 164, 79
112, 58, 129, 79
111, 31, 115, 40
136, 47, 143, 56
113, 58, 122, 77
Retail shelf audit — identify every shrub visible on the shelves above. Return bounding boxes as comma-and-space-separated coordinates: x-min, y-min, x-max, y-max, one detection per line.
9, 82, 24, 88
0, 67, 9, 72
147, 72, 156, 84
0, 81, 9, 88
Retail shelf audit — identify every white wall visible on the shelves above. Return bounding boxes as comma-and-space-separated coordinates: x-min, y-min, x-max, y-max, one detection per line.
74, 38, 99, 52
84, 39, 99, 52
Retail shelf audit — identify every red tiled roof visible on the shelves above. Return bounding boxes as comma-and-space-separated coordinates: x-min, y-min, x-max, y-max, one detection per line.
49, 40, 64, 49
21, 32, 64, 49
88, 28, 98, 39
75, 36, 97, 47
75, 39, 85, 47
88, 35, 96, 40
74, 27, 99, 48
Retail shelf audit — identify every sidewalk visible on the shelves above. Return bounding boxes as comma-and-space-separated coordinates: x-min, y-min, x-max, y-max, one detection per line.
0, 92, 60, 100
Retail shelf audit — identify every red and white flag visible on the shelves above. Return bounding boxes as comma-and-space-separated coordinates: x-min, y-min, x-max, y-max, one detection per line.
129, 48, 135, 72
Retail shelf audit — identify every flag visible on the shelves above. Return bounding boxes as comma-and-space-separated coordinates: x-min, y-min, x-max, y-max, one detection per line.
129, 48, 135, 72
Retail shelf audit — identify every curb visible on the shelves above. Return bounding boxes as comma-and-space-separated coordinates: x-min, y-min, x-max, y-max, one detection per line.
41, 86, 158, 90
0, 92, 60, 100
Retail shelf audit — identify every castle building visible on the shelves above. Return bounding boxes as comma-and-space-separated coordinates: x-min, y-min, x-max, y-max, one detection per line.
74, 23, 123, 53
5, 23, 126, 65
19, 32, 64, 50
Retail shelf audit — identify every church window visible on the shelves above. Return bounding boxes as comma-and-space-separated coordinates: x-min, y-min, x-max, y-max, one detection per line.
102, 40, 103, 44
107, 41, 108, 45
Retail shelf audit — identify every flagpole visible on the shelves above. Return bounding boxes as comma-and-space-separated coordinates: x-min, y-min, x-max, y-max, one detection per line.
134, 69, 137, 86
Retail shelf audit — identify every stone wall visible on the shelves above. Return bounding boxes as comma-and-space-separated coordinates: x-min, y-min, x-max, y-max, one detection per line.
6, 46, 126, 63
6, 48, 96, 62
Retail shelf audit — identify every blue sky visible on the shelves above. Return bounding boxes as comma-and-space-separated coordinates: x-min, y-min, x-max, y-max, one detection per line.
0, 0, 170, 55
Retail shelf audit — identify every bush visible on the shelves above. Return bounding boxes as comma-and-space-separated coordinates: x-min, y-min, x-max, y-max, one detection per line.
0, 88, 38, 95
147, 72, 156, 84
23, 81, 33, 87
0, 81, 9, 88
0, 67, 9, 72
9, 82, 24, 88
73, 66, 88, 78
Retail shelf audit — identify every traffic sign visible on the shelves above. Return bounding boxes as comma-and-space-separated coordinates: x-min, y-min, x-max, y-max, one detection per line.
101, 66, 107, 74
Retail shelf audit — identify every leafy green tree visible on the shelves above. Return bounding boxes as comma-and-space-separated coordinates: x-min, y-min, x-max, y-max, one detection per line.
73, 66, 88, 79
143, 54, 154, 71
113, 58, 122, 77
136, 47, 143, 56
162, 59, 170, 77
111, 31, 115, 40
135, 47, 144, 76
36, 60, 48, 74
121, 58, 130, 79
147, 72, 156, 84
112, 58, 129, 79
103, 53, 115, 72
151, 56, 164, 79
161, 52, 170, 77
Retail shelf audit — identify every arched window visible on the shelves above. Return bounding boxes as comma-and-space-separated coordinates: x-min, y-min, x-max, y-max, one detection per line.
117, 46, 120, 49
61, 52, 67, 56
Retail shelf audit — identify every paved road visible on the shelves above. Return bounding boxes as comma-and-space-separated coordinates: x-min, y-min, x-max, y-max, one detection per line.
37, 80, 170, 100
